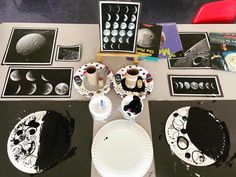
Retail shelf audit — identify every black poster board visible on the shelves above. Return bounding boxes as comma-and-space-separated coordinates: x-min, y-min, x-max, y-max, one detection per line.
0, 101, 93, 177
149, 100, 236, 177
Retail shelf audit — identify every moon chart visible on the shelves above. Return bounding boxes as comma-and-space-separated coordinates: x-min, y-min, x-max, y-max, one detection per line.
99, 1, 140, 53
169, 75, 222, 97
3, 68, 72, 98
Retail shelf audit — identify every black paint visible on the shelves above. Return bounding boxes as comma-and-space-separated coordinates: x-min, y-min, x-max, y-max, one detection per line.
36, 110, 75, 171
123, 95, 142, 115
186, 107, 230, 164
121, 76, 145, 92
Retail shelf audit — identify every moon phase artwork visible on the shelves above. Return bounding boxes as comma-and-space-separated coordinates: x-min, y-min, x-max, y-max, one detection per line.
56, 44, 81, 61
168, 33, 211, 69
2, 28, 58, 65
99, 1, 140, 53
168, 75, 223, 97
2, 67, 73, 98
149, 100, 236, 177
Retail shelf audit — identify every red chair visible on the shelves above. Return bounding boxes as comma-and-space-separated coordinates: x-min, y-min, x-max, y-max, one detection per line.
192, 0, 236, 24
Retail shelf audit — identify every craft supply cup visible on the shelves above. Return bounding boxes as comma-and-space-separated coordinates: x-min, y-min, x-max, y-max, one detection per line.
89, 95, 112, 122
86, 66, 98, 86
125, 68, 139, 89
120, 95, 144, 120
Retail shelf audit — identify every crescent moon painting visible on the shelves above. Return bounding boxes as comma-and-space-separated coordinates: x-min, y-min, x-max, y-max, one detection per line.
41, 74, 49, 81
116, 5, 120, 13
178, 82, 184, 89
123, 14, 128, 22
125, 5, 129, 13
115, 14, 119, 21
126, 37, 130, 44
107, 13, 111, 21
28, 83, 37, 95
134, 6, 138, 14
174, 82, 179, 89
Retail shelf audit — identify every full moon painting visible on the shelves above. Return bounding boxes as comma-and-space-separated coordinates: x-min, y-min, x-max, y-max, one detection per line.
3, 28, 58, 65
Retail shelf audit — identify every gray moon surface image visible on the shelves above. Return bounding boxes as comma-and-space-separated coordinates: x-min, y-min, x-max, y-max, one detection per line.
26, 71, 37, 81
55, 83, 69, 95
42, 83, 53, 95
16, 33, 47, 56
10, 70, 22, 81
137, 28, 155, 48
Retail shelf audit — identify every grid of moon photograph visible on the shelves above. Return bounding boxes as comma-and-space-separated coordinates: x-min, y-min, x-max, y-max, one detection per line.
2, 68, 72, 98
99, 1, 140, 53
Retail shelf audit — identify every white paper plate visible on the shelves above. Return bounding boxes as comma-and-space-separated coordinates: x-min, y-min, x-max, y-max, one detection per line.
7, 111, 46, 174
73, 62, 114, 98
113, 65, 154, 99
92, 119, 153, 177
165, 106, 216, 166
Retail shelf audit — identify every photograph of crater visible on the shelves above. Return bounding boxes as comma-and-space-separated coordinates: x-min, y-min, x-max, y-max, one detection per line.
2, 28, 57, 65
2, 67, 73, 98
168, 32, 211, 69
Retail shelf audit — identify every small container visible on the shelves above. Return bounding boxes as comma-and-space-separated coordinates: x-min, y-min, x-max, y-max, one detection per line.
89, 95, 112, 122
120, 95, 143, 120
86, 65, 97, 86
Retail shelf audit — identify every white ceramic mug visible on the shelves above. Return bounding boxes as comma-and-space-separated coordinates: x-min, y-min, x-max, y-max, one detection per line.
89, 95, 112, 122
125, 68, 139, 89
86, 66, 98, 86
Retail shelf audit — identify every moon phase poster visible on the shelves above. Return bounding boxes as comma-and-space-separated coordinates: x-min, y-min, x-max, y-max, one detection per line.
168, 75, 223, 97
99, 1, 140, 53
2, 67, 73, 98
2, 28, 57, 65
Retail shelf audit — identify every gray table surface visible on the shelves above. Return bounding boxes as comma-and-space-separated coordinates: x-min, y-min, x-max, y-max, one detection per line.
0, 23, 236, 177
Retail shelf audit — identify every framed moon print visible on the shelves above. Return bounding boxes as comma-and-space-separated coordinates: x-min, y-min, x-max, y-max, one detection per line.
99, 1, 141, 53
2, 28, 58, 65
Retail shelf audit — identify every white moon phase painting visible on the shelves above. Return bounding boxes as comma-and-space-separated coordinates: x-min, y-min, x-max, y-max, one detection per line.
3, 68, 72, 98
99, 1, 140, 53
3, 28, 57, 65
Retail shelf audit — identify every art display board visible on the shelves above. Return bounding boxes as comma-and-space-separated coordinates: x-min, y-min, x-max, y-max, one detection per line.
149, 100, 236, 177
0, 101, 93, 177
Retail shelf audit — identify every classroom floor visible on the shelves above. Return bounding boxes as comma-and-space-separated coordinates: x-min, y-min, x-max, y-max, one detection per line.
0, 0, 215, 24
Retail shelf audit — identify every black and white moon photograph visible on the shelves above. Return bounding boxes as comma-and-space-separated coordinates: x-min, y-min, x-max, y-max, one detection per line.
168, 33, 211, 69
3, 28, 58, 65
99, 1, 140, 53
168, 75, 222, 97
56, 44, 81, 61
2, 67, 73, 98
